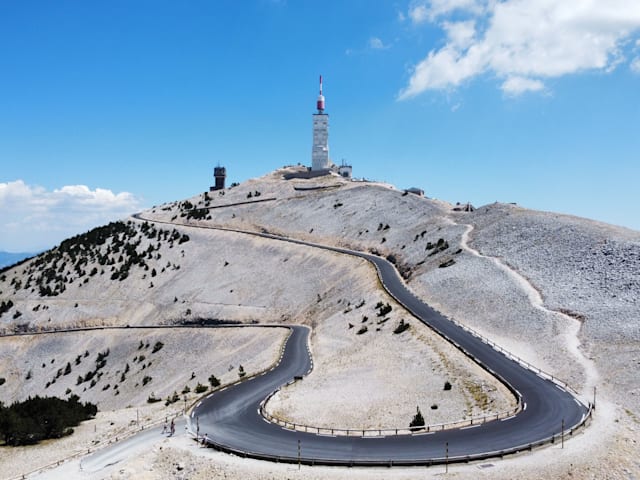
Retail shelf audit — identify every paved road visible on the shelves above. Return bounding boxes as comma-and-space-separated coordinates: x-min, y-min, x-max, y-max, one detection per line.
136, 215, 591, 465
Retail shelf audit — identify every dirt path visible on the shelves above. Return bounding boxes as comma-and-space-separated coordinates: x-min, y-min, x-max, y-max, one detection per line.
458, 222, 599, 398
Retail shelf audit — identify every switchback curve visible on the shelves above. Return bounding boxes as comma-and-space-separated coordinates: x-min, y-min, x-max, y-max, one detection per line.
134, 214, 592, 466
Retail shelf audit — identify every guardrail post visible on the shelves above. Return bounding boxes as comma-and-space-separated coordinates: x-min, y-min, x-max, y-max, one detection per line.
298, 439, 301, 470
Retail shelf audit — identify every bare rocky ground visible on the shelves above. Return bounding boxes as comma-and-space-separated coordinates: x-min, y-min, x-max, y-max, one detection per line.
1, 167, 639, 479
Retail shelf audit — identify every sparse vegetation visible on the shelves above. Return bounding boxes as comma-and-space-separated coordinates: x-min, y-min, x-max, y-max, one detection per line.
439, 258, 456, 268
238, 365, 246, 378
165, 391, 180, 406
357, 326, 368, 335
142, 375, 152, 386
151, 341, 164, 353
393, 319, 410, 334
444, 381, 452, 391
376, 302, 392, 317
0, 395, 97, 446
195, 383, 208, 393
208, 374, 220, 388
409, 406, 425, 431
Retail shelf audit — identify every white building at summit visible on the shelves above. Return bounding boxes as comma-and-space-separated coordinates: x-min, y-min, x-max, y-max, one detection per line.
311, 75, 331, 171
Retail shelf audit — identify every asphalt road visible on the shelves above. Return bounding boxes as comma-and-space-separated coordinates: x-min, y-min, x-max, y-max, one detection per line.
136, 215, 592, 465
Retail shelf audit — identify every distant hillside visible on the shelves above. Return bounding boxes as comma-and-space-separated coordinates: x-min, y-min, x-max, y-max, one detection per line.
0, 251, 35, 269
1, 166, 639, 479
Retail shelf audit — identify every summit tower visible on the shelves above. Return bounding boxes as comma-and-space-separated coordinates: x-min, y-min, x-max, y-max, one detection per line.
311, 75, 331, 171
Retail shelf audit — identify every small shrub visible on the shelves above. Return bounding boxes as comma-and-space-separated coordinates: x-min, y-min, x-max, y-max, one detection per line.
444, 381, 452, 391
393, 319, 410, 334
431, 404, 438, 410
238, 365, 246, 378
208, 374, 220, 388
357, 326, 368, 335
376, 302, 392, 317
151, 341, 164, 353
195, 383, 208, 394
142, 375, 152, 386
147, 394, 162, 404
182, 385, 191, 394
0, 377, 5, 386
409, 406, 425, 431
25, 370, 32, 380
165, 391, 179, 406
439, 259, 456, 268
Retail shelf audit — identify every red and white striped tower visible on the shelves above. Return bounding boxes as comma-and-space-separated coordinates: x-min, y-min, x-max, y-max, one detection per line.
317, 75, 325, 113
311, 75, 330, 171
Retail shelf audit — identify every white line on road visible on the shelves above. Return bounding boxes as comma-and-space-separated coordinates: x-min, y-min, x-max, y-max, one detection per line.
461, 424, 481, 430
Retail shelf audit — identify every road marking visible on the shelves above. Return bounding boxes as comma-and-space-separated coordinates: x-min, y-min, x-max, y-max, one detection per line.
501, 415, 516, 422
461, 424, 481, 430
556, 384, 566, 392
574, 399, 582, 407
413, 431, 436, 436
196, 401, 202, 408
523, 402, 527, 411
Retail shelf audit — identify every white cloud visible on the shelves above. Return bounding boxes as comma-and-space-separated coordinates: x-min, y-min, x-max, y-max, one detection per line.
443, 20, 476, 49
632, 57, 640, 73
501, 76, 545, 95
0, 180, 143, 252
399, 0, 640, 98
408, 0, 483, 24
408, 4, 429, 24
369, 36, 389, 50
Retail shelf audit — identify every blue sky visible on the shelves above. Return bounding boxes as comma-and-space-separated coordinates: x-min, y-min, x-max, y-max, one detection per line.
1, 1, 639, 251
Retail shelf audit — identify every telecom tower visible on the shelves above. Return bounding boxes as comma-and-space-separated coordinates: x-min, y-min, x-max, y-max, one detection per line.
210, 165, 226, 191
311, 75, 330, 171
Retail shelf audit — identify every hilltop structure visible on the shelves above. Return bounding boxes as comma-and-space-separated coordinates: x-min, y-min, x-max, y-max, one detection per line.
210, 165, 226, 191
311, 75, 331, 171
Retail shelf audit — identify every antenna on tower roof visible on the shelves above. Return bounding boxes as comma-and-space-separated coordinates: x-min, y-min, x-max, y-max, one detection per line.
316, 74, 325, 113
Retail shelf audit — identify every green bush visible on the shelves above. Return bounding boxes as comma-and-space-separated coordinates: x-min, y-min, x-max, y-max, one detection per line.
208, 374, 220, 388
393, 319, 410, 334
0, 395, 97, 446
409, 406, 425, 431
195, 383, 208, 394
151, 341, 164, 353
